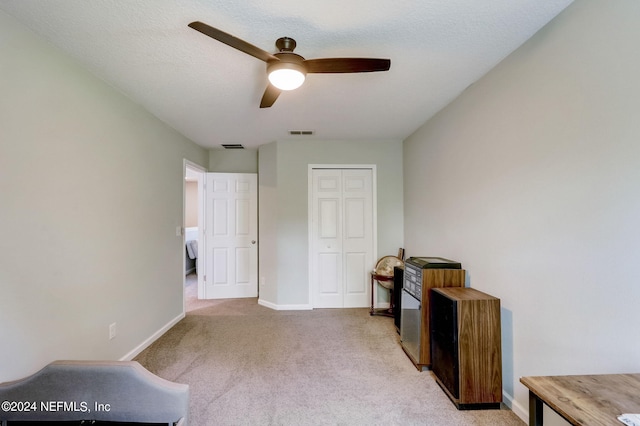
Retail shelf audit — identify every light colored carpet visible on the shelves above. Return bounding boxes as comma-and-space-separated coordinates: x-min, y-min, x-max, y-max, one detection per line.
134, 274, 524, 425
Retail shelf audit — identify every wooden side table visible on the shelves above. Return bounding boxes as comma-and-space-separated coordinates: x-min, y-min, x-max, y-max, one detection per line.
370, 272, 395, 317
520, 374, 640, 425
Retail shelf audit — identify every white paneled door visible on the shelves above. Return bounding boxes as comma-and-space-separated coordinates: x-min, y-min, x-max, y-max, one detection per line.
311, 168, 374, 308
204, 173, 258, 299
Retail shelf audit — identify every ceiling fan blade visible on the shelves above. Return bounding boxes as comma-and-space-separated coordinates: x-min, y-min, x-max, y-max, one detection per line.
304, 58, 390, 73
188, 21, 279, 63
260, 84, 281, 108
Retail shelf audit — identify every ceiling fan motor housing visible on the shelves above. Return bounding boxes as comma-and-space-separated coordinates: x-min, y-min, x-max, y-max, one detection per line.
270, 52, 306, 70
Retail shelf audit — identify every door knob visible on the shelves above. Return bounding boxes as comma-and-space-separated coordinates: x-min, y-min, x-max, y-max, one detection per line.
251, 240, 256, 244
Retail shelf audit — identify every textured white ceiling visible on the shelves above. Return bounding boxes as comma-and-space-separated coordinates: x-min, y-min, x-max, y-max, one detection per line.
0, 0, 573, 149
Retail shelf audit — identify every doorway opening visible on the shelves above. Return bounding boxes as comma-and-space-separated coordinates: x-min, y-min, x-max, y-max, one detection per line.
183, 160, 206, 313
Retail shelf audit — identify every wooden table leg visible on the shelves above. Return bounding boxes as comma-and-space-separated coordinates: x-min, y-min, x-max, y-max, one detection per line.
529, 390, 543, 426
370, 273, 374, 315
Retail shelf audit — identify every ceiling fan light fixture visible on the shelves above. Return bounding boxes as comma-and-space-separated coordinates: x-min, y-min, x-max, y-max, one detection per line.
267, 62, 306, 91
188, 22, 391, 107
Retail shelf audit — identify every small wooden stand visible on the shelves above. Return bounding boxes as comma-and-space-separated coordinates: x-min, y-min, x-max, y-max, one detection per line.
370, 272, 394, 317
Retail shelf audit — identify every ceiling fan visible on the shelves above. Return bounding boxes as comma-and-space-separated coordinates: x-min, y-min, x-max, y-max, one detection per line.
188, 21, 391, 108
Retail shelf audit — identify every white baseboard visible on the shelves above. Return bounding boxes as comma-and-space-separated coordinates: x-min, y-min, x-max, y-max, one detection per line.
504, 390, 528, 423
258, 299, 387, 311
120, 312, 185, 361
258, 299, 313, 311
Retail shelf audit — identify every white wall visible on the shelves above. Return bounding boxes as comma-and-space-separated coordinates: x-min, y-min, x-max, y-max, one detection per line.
0, 10, 208, 382
403, 0, 640, 422
258, 140, 403, 308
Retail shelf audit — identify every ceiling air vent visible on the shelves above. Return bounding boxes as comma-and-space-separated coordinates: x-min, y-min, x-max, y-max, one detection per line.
221, 144, 245, 149
289, 130, 314, 136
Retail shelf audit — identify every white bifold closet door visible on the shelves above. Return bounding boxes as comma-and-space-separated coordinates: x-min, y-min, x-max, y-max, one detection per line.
311, 168, 374, 308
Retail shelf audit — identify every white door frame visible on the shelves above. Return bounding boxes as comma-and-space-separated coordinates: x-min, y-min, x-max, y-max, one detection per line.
183, 159, 207, 313
307, 164, 378, 308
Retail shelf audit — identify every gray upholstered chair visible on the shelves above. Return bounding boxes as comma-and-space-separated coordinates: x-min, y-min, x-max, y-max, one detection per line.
0, 360, 189, 425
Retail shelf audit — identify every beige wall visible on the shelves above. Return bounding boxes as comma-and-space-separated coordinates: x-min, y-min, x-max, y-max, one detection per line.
403, 0, 640, 423
0, 10, 208, 381
184, 181, 198, 228
209, 149, 258, 173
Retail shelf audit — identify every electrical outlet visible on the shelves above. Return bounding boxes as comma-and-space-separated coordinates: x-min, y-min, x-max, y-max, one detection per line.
260, 277, 265, 287
109, 323, 117, 340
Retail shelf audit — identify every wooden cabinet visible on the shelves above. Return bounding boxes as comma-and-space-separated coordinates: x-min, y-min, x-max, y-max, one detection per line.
430, 287, 502, 409
401, 266, 466, 370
